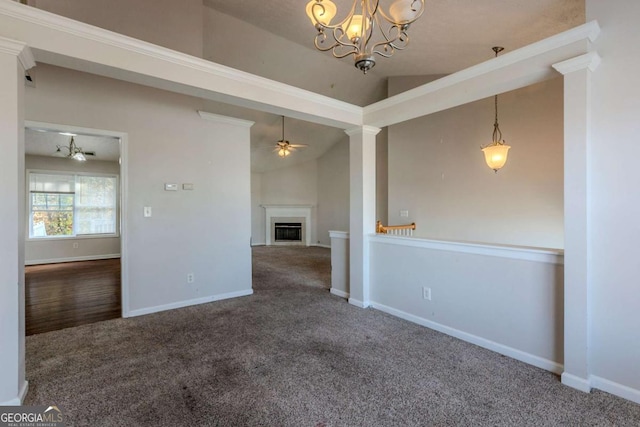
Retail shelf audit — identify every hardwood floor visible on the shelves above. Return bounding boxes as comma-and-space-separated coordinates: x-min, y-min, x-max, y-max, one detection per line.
25, 259, 121, 336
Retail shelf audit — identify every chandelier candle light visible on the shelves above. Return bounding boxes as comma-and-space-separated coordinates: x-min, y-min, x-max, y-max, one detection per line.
305, 0, 425, 74
481, 47, 511, 172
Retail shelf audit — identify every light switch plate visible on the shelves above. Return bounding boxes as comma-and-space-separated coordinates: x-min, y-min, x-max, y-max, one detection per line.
182, 183, 194, 191
144, 206, 152, 217
164, 183, 178, 191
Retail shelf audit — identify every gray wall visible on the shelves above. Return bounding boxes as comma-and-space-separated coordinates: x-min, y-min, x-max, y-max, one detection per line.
26, 64, 252, 314
387, 77, 564, 248
317, 140, 350, 246
30, 0, 204, 57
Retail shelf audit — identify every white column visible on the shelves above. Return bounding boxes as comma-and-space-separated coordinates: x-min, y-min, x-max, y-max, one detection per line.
552, 52, 601, 393
0, 37, 34, 405
346, 126, 380, 308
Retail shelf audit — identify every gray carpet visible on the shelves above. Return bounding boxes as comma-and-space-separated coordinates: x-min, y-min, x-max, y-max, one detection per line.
25, 246, 640, 426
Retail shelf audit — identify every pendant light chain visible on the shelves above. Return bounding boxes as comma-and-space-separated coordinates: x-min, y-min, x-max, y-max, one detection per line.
492, 46, 504, 144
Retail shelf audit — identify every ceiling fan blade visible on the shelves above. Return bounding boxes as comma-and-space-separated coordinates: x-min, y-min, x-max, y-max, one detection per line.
289, 144, 308, 148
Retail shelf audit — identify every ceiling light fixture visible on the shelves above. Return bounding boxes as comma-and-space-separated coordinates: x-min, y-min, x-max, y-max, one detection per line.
275, 116, 307, 158
481, 47, 511, 173
56, 136, 87, 161
305, 0, 425, 74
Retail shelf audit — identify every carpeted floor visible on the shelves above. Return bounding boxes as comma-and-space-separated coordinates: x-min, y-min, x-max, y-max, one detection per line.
25, 246, 640, 426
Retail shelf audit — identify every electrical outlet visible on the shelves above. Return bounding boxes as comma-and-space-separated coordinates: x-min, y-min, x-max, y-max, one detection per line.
400, 210, 409, 218
422, 287, 431, 301
72, 242, 79, 249
187, 273, 195, 284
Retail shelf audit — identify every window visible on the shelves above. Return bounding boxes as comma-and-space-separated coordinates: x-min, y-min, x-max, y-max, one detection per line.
29, 171, 118, 239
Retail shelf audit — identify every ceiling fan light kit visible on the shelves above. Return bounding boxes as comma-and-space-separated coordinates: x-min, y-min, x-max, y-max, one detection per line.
305, 0, 425, 74
275, 116, 307, 158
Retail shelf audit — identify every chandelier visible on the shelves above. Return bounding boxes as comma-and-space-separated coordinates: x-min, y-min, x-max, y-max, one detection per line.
56, 136, 87, 161
481, 47, 511, 172
305, 0, 425, 74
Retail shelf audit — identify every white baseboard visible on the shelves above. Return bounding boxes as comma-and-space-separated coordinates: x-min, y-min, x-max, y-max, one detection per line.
0, 381, 28, 406
25, 254, 120, 266
313, 244, 331, 249
371, 301, 564, 375
561, 372, 591, 392
590, 375, 640, 404
330, 288, 349, 299
128, 289, 253, 317
348, 298, 370, 308
250, 242, 266, 247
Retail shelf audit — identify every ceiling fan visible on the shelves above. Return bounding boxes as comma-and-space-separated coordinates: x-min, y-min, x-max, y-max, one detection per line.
274, 116, 307, 158
55, 135, 95, 161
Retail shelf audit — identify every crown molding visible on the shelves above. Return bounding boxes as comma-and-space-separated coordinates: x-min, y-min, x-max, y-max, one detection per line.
552, 52, 602, 75
344, 125, 382, 137
364, 20, 601, 128
198, 111, 255, 128
0, 0, 362, 128
0, 35, 35, 69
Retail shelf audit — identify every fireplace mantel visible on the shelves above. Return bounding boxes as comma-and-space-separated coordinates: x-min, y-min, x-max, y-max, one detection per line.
262, 205, 313, 246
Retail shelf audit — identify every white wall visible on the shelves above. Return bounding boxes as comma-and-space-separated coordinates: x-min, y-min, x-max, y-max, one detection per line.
387, 77, 564, 249
317, 139, 350, 246
587, 0, 640, 397
29, 0, 204, 57
370, 237, 564, 372
24, 155, 120, 264
26, 64, 252, 314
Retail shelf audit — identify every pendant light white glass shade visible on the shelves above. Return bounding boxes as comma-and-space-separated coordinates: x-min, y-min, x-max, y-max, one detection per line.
343, 15, 366, 41
389, 0, 420, 23
482, 143, 510, 172
278, 148, 291, 158
306, 0, 337, 26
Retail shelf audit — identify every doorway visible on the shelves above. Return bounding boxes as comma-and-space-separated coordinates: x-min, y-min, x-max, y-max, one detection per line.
24, 121, 129, 334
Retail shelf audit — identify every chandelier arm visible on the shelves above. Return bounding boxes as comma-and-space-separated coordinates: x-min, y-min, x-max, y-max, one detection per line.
371, 22, 410, 57
310, 0, 358, 31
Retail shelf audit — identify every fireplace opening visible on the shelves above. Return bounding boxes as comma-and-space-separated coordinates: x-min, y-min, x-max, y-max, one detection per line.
274, 222, 302, 242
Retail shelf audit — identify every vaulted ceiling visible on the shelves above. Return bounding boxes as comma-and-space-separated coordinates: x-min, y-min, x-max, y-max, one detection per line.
24, 0, 585, 173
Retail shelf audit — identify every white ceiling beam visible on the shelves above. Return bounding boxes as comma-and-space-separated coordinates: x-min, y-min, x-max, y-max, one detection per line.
364, 21, 600, 128
0, 0, 362, 129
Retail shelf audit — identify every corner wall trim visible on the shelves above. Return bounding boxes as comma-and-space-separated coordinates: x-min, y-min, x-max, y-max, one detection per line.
127, 289, 253, 318
590, 375, 640, 405
348, 298, 368, 308
561, 372, 592, 393
0, 381, 28, 406
25, 254, 121, 266
371, 301, 564, 375
330, 288, 349, 299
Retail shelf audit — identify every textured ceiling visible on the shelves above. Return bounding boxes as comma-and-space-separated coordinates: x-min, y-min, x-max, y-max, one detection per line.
202, 0, 584, 173
202, 0, 585, 77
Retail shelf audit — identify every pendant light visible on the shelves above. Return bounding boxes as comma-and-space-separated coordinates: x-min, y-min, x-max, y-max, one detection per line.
481, 47, 511, 172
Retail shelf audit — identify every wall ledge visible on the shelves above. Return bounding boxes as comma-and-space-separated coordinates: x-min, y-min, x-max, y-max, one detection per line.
369, 235, 564, 265
329, 230, 349, 239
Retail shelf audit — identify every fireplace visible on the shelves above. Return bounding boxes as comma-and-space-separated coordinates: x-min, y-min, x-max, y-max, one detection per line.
262, 205, 313, 246
274, 222, 302, 242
